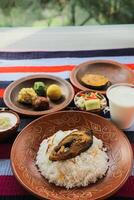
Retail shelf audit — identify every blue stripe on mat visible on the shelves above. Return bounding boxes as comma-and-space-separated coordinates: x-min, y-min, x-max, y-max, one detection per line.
0, 81, 13, 88
0, 160, 13, 175
0, 98, 6, 107
0, 48, 134, 59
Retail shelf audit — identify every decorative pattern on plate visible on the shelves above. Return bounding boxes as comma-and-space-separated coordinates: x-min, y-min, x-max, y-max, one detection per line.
11, 111, 133, 200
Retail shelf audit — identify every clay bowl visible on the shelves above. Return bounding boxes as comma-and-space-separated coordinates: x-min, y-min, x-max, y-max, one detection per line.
74, 90, 107, 113
11, 111, 133, 200
4, 74, 74, 116
70, 60, 134, 94
0, 110, 20, 142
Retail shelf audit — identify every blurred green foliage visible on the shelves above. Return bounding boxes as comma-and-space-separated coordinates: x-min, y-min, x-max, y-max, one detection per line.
0, 0, 133, 27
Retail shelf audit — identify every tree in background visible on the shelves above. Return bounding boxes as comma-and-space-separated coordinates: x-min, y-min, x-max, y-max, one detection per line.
0, 0, 133, 27
77, 0, 134, 25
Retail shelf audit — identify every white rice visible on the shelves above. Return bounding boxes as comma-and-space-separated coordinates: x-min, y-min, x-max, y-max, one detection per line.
36, 130, 109, 189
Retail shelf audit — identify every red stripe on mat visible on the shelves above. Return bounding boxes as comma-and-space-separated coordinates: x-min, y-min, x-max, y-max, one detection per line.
115, 176, 134, 198
0, 65, 75, 73
0, 89, 4, 97
0, 176, 28, 196
0, 63, 133, 73
0, 175, 134, 197
1, 142, 134, 160
127, 64, 134, 70
0, 144, 12, 159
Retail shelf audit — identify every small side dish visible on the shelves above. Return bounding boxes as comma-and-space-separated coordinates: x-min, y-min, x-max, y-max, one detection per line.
33, 82, 47, 96
81, 74, 110, 90
32, 96, 49, 111
17, 82, 63, 111
18, 88, 37, 104
74, 91, 107, 112
0, 110, 20, 142
47, 84, 62, 100
4, 75, 75, 116
36, 129, 109, 189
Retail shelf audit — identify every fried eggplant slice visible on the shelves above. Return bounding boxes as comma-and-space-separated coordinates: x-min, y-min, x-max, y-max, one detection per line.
81, 74, 110, 90
49, 130, 93, 161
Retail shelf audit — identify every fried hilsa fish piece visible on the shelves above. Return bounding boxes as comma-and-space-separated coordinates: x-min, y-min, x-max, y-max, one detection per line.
49, 130, 93, 161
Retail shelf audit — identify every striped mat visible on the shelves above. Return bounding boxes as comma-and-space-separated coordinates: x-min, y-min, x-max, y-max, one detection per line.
0, 49, 134, 200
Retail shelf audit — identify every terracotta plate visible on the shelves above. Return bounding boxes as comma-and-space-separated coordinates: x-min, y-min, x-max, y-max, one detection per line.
70, 60, 134, 94
11, 111, 133, 200
4, 74, 74, 116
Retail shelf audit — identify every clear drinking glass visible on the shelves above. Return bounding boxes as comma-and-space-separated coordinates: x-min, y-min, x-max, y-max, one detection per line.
106, 83, 134, 129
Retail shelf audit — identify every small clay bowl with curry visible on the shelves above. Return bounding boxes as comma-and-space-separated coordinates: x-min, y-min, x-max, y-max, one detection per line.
70, 60, 134, 94
0, 110, 20, 142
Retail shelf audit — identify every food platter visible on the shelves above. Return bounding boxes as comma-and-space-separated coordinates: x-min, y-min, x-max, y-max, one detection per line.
70, 60, 134, 94
11, 111, 133, 200
4, 74, 74, 116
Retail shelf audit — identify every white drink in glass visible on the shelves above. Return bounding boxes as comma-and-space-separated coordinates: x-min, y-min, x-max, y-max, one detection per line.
106, 83, 134, 129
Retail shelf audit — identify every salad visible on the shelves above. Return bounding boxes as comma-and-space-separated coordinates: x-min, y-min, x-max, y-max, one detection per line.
74, 91, 107, 111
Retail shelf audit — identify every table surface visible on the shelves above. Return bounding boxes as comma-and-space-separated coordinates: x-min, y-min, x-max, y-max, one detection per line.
0, 25, 134, 51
